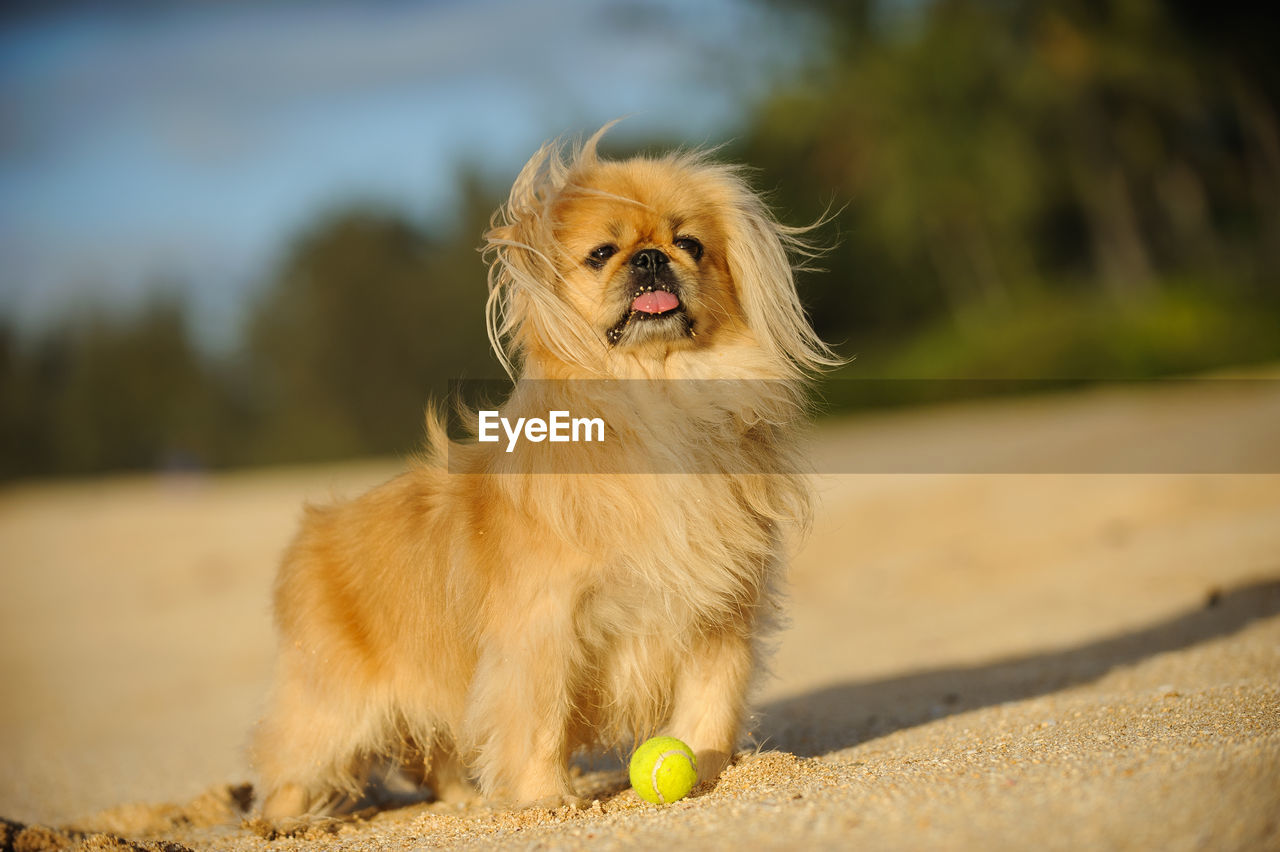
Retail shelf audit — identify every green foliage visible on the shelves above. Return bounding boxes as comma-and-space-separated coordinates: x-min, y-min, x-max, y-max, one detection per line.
846, 284, 1278, 379
741, 0, 1280, 352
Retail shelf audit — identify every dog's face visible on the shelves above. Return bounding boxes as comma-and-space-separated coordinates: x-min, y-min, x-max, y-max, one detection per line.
549, 160, 739, 355
485, 130, 837, 378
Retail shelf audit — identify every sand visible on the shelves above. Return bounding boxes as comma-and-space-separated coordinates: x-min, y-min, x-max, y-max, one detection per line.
1, 380, 1278, 850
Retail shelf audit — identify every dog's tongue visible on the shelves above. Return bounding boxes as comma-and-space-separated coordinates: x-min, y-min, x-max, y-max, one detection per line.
631, 290, 679, 314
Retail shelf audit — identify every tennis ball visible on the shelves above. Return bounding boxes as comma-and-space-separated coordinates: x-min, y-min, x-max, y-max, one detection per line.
629, 736, 698, 805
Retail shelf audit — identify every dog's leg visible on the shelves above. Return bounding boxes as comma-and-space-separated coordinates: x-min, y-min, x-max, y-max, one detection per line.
398, 734, 475, 806
426, 739, 477, 805
252, 656, 378, 818
259, 782, 312, 820
464, 587, 585, 808
666, 628, 755, 783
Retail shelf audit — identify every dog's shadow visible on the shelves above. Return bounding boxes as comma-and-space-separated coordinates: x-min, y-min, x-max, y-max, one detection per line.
755, 577, 1280, 758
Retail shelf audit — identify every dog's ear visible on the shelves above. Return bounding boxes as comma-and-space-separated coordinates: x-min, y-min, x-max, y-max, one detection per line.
482, 127, 618, 377
722, 181, 842, 376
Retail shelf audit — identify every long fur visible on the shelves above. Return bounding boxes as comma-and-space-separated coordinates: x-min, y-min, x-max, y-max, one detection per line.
250, 125, 834, 815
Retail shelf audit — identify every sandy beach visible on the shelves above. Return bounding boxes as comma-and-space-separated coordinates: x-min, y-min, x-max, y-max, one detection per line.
2, 379, 1278, 850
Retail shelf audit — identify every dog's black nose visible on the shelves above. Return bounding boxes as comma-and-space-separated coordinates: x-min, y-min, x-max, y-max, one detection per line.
630, 248, 669, 270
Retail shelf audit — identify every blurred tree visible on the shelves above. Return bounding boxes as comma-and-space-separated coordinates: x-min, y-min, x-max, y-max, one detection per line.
743, 0, 1280, 370
0, 322, 52, 479
56, 298, 229, 473
1162, 1, 1280, 272
0, 296, 228, 478
244, 177, 498, 464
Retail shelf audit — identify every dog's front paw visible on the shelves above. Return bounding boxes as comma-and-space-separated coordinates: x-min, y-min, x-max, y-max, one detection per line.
694, 749, 731, 784
245, 814, 345, 841
259, 783, 312, 819
519, 792, 588, 813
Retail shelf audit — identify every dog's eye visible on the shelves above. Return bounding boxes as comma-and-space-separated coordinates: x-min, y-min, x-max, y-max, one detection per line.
586, 244, 617, 269
674, 237, 703, 261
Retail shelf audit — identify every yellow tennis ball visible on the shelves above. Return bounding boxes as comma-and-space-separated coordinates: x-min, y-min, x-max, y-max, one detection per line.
629, 736, 698, 805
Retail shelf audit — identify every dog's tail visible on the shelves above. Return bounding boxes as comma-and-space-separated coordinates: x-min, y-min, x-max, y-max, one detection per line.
418, 399, 451, 468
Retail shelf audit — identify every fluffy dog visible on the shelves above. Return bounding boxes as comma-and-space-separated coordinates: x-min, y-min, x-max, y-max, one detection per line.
251, 125, 838, 816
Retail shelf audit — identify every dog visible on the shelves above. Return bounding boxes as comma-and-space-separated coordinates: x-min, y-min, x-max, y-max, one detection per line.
250, 125, 838, 816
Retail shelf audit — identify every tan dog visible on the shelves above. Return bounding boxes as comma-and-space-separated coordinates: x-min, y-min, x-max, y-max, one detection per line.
250, 126, 838, 816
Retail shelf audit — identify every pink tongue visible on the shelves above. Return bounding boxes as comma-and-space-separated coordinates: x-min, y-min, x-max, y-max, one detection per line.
631, 290, 679, 314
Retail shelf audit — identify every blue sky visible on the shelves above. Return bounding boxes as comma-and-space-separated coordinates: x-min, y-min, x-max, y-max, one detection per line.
0, 0, 814, 349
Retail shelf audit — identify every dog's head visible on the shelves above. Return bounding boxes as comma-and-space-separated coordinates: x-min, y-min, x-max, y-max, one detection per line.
484, 125, 837, 379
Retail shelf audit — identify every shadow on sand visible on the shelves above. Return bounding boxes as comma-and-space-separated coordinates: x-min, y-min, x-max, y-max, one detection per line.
756, 577, 1280, 757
